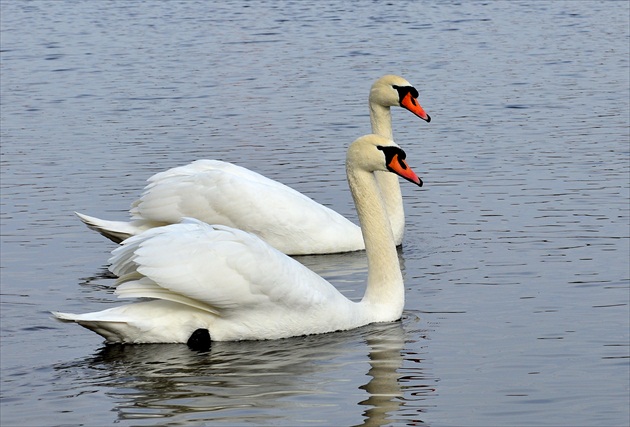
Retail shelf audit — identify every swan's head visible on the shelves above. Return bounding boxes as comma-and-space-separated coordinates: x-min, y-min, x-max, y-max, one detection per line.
347, 134, 423, 187
369, 75, 431, 122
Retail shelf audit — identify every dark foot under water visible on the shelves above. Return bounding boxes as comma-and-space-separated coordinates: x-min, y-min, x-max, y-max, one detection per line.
187, 328, 211, 351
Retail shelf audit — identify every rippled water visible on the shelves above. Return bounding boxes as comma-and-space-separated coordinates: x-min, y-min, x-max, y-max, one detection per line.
1, 1, 628, 426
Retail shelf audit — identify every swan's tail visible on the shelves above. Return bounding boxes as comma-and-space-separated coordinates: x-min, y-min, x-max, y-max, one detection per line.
75, 212, 143, 244
52, 300, 209, 344
52, 310, 131, 343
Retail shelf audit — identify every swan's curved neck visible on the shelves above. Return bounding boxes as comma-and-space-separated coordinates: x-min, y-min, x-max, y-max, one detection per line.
347, 165, 404, 318
369, 102, 405, 245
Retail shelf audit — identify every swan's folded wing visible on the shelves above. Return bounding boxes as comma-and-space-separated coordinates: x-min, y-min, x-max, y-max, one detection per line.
143, 159, 266, 185
132, 160, 344, 225
131, 159, 312, 222
109, 219, 345, 315
126, 160, 363, 254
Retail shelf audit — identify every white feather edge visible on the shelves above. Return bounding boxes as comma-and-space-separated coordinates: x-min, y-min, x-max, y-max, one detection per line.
114, 276, 220, 316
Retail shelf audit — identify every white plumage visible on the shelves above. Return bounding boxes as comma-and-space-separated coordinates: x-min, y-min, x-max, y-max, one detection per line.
76, 75, 430, 255
54, 134, 423, 343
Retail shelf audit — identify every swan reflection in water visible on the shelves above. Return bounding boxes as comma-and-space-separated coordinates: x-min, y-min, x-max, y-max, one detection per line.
54, 320, 434, 425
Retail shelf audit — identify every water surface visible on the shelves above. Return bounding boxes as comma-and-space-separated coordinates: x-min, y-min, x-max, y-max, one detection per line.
1, 1, 628, 426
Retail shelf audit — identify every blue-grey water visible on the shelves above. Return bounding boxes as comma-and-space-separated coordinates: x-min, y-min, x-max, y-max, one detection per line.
1, 1, 628, 426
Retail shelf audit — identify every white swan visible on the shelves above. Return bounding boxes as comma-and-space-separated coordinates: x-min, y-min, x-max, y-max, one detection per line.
76, 75, 430, 255
53, 134, 423, 344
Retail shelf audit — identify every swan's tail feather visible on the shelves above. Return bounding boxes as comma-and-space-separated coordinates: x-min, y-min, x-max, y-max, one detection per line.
52, 311, 131, 343
52, 300, 210, 344
75, 212, 142, 244
52, 311, 97, 322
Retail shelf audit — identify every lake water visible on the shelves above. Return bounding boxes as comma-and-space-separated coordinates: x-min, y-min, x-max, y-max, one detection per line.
1, 1, 628, 426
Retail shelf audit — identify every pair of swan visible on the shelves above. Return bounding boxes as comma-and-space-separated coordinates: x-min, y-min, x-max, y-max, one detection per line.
55, 75, 431, 344
76, 75, 430, 255
53, 134, 423, 343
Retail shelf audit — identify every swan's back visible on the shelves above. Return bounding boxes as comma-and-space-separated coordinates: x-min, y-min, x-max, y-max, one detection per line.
128, 161, 365, 255
100, 219, 359, 340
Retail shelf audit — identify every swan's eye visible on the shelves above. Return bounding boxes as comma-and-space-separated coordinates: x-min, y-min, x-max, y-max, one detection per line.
392, 85, 419, 104
377, 146, 407, 169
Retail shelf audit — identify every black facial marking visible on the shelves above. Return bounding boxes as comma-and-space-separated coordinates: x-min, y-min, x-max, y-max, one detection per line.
187, 328, 211, 352
392, 84, 420, 104
377, 145, 408, 171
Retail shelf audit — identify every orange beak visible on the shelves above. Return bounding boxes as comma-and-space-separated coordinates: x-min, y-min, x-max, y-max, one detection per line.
400, 92, 431, 122
387, 154, 423, 187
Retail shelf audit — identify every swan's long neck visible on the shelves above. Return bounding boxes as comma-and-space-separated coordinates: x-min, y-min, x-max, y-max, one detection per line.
369, 102, 405, 245
369, 102, 394, 140
347, 164, 404, 320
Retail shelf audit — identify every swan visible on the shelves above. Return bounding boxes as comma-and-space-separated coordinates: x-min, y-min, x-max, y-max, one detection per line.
53, 134, 423, 344
76, 75, 430, 255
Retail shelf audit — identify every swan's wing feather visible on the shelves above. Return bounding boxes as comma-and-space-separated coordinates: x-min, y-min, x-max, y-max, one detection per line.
132, 160, 341, 225
126, 160, 362, 254
145, 160, 265, 185
109, 220, 344, 315
132, 160, 309, 222
115, 276, 220, 315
